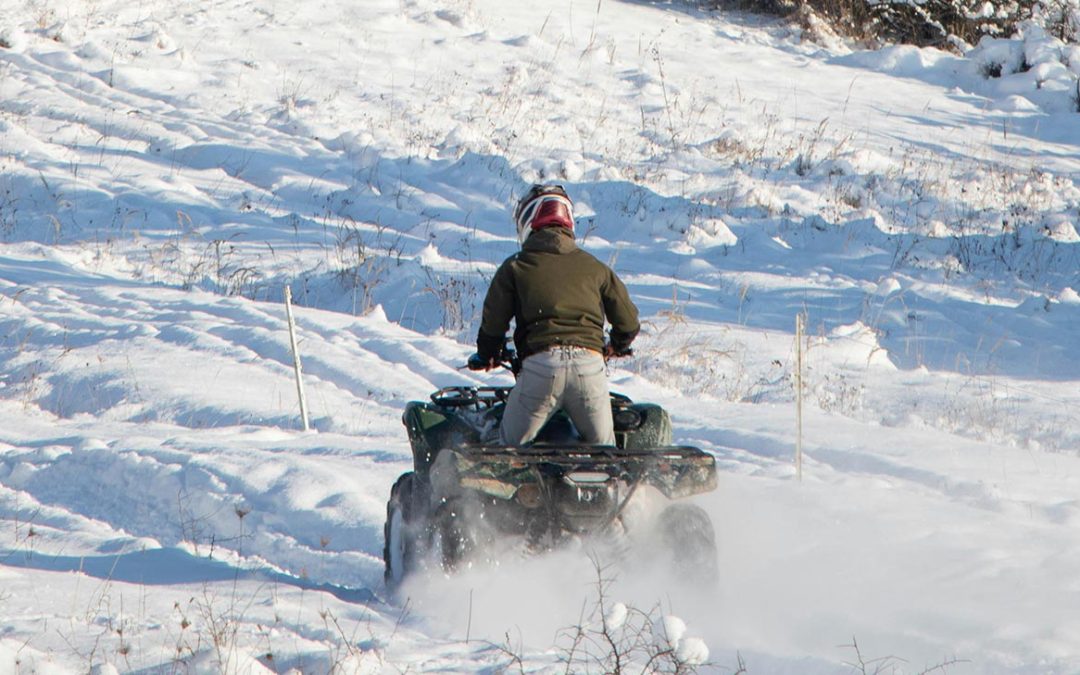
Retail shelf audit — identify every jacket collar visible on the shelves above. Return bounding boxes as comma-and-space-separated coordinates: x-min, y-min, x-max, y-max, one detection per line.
522, 226, 577, 254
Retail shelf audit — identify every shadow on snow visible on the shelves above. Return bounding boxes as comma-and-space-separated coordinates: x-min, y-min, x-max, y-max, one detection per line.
0, 546, 376, 604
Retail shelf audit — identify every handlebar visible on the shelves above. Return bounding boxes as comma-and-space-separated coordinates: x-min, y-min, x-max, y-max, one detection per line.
467, 347, 520, 373
466, 343, 632, 373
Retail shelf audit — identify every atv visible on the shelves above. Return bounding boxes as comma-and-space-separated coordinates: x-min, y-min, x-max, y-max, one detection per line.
382, 350, 719, 590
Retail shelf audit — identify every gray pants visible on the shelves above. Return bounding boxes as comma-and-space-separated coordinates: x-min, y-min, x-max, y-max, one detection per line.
499, 346, 615, 446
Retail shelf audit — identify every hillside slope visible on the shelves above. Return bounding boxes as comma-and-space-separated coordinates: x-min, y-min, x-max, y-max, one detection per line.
1, 0, 1079, 672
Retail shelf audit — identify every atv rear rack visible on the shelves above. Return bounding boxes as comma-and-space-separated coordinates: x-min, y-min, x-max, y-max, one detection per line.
446, 444, 717, 501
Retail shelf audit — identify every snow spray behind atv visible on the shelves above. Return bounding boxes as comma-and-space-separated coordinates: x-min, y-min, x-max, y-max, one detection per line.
382, 347, 719, 590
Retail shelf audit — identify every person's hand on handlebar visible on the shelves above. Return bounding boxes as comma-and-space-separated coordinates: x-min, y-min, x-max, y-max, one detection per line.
467, 353, 498, 371
603, 343, 634, 359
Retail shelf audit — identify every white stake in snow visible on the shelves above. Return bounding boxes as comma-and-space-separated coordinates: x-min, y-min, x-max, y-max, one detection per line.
284, 286, 311, 432
795, 313, 804, 482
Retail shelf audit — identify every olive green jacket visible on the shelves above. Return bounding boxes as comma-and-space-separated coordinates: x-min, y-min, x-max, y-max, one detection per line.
477, 227, 639, 360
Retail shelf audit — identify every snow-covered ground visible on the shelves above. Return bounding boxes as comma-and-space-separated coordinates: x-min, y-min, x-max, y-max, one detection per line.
1, 0, 1079, 672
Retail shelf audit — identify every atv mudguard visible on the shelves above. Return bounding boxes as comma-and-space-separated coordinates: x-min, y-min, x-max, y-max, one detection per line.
402, 402, 483, 478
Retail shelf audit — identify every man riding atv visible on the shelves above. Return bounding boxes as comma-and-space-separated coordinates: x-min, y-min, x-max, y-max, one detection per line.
472, 184, 639, 446
381, 186, 718, 590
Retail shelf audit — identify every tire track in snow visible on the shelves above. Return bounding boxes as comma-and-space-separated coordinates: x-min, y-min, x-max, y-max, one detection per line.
0, 421, 402, 590
1, 276, 428, 430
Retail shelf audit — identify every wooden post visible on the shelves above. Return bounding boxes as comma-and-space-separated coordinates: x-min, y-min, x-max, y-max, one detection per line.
285, 286, 310, 432
795, 313, 804, 482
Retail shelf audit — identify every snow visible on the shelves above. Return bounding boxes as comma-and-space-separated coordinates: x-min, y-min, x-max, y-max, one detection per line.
1, 0, 1079, 672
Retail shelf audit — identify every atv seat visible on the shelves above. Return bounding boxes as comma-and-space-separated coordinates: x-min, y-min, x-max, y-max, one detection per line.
531, 410, 586, 445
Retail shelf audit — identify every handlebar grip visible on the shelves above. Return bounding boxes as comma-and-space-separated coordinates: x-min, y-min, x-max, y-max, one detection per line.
604, 344, 634, 358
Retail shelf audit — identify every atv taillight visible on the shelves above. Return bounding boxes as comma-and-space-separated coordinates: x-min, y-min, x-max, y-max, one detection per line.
565, 471, 611, 484
556, 472, 618, 521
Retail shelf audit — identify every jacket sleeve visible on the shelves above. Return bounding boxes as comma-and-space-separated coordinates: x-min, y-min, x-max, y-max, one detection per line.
477, 258, 516, 360
601, 268, 639, 352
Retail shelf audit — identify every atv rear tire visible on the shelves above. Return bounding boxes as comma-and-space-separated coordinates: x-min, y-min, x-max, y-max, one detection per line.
384, 473, 421, 590
656, 503, 719, 586
433, 498, 481, 572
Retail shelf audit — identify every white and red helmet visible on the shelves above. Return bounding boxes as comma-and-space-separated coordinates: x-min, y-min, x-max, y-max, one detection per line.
513, 184, 574, 244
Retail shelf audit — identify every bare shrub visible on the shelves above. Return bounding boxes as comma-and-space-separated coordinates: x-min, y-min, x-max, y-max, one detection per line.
423, 269, 482, 334
711, 0, 1073, 48
552, 559, 710, 674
